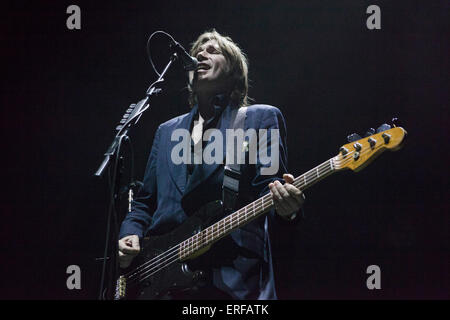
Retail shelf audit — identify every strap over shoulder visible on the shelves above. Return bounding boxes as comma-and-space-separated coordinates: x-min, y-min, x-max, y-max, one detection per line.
223, 107, 247, 213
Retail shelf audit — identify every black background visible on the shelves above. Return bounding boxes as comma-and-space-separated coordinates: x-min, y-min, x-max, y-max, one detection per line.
0, 0, 448, 300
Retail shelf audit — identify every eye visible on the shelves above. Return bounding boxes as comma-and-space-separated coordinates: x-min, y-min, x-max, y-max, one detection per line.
207, 46, 221, 54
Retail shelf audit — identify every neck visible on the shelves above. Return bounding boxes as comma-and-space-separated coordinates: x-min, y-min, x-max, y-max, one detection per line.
197, 93, 215, 120
179, 157, 339, 260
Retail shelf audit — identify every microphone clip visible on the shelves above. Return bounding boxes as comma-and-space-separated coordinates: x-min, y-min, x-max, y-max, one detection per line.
169, 41, 198, 71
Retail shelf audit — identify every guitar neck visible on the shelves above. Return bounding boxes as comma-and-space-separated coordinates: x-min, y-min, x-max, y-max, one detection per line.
179, 157, 338, 260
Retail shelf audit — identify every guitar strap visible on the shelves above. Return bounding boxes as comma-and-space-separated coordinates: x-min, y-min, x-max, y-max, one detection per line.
222, 106, 247, 213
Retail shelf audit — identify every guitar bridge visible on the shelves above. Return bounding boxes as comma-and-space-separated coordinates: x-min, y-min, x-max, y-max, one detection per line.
114, 275, 127, 300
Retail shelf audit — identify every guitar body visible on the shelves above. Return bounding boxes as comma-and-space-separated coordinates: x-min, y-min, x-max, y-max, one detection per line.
122, 200, 224, 300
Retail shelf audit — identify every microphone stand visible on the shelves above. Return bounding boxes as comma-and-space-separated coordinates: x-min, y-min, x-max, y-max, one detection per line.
95, 53, 178, 300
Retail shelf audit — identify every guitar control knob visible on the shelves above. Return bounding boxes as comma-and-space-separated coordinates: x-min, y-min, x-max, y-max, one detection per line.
353, 142, 362, 151
368, 137, 376, 148
382, 133, 391, 144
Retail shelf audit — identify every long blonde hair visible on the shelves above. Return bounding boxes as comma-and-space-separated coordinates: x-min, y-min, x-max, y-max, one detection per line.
188, 29, 250, 108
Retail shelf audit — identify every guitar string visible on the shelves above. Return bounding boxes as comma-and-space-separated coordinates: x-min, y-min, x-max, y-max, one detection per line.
124, 145, 377, 287
123, 158, 339, 285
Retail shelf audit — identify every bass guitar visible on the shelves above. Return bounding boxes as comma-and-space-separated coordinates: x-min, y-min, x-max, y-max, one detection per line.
115, 123, 407, 299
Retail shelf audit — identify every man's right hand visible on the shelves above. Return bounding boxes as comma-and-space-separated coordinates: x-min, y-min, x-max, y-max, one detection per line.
118, 235, 141, 269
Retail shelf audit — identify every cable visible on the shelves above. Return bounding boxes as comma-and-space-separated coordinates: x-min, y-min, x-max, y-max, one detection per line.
146, 31, 177, 77
98, 134, 127, 300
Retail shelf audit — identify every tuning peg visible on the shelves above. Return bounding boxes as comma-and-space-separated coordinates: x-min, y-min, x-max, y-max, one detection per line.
347, 133, 362, 143
376, 123, 391, 133
364, 128, 376, 137
392, 117, 401, 127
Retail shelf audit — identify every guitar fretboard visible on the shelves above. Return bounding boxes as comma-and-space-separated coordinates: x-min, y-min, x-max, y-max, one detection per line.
179, 157, 337, 260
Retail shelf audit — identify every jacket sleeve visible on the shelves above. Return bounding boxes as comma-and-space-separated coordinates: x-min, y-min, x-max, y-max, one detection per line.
119, 125, 161, 239
250, 106, 304, 227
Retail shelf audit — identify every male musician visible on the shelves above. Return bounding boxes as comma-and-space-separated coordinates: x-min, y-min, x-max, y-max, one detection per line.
118, 29, 304, 299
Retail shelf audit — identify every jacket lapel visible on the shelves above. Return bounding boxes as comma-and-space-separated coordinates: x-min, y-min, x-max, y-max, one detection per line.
166, 105, 198, 195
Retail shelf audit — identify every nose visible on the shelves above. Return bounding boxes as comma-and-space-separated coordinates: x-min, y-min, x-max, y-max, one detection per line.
196, 49, 208, 61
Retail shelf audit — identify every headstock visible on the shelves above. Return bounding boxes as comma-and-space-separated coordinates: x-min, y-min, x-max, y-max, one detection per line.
333, 123, 407, 172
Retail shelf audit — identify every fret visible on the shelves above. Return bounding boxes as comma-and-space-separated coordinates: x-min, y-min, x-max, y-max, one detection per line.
216, 220, 220, 238
252, 201, 255, 218
203, 228, 208, 246
305, 171, 313, 186
225, 217, 228, 233
224, 216, 229, 233
209, 226, 213, 244
199, 230, 204, 248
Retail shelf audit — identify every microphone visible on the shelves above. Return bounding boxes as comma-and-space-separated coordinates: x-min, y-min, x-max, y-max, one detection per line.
169, 40, 198, 71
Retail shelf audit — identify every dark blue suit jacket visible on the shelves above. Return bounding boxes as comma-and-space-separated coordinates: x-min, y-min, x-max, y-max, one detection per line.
119, 102, 298, 299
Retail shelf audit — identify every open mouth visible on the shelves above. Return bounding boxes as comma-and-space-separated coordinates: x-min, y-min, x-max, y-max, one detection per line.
197, 63, 211, 71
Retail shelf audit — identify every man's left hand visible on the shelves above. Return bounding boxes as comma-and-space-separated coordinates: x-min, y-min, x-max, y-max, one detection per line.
269, 173, 305, 220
